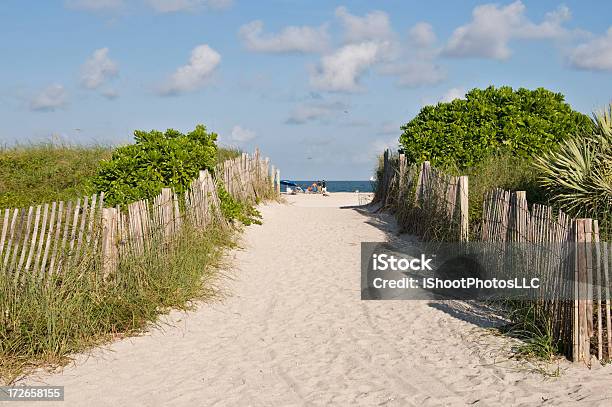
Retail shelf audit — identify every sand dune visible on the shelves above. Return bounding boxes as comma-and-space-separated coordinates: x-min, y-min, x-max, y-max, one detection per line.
22, 193, 612, 406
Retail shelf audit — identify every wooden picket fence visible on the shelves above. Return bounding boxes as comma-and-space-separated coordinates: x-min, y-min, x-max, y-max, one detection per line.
0, 150, 279, 284
374, 149, 609, 363
375, 151, 468, 242
480, 189, 609, 363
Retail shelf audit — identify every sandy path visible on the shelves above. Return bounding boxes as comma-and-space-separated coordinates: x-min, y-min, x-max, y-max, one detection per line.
20, 193, 612, 406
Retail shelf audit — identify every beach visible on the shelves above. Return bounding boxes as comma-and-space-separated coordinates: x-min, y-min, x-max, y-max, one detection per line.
21, 193, 612, 406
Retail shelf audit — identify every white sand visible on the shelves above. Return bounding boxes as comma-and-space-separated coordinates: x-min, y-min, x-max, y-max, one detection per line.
21, 193, 612, 406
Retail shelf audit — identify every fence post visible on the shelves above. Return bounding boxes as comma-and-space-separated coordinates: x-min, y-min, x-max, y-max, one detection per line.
381, 150, 389, 204
415, 161, 430, 205
101, 207, 118, 279
275, 169, 280, 196
574, 218, 593, 363
264, 157, 270, 195
594, 220, 603, 361
458, 175, 469, 242
398, 153, 406, 201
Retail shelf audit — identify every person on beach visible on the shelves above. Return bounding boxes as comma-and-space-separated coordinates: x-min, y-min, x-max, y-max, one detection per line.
322, 180, 327, 195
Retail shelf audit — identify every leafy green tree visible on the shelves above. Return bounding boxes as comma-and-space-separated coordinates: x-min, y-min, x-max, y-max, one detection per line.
91, 125, 218, 206
399, 86, 593, 170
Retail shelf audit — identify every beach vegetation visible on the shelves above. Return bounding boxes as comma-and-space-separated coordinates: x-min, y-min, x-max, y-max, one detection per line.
0, 144, 111, 209
0, 224, 233, 383
399, 86, 593, 171
534, 103, 612, 236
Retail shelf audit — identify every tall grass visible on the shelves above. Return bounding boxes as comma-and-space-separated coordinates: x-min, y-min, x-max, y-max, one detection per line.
0, 224, 234, 383
0, 144, 111, 209
0, 142, 264, 383
0, 144, 241, 209
465, 154, 547, 239
216, 146, 241, 163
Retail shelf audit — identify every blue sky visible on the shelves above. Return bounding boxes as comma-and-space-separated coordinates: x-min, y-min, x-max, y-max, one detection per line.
1, 0, 611, 179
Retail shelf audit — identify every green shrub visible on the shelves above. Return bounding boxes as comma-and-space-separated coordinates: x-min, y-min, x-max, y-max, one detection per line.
217, 181, 261, 225
90, 125, 218, 207
400, 86, 593, 170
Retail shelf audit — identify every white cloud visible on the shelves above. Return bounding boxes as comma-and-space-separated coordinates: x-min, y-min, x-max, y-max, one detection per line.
409, 22, 436, 48
160, 44, 220, 95
444, 1, 570, 60
568, 27, 612, 71
80, 48, 119, 89
440, 87, 466, 103
30, 84, 68, 112
229, 125, 256, 144
65, 0, 123, 11
310, 41, 387, 92
145, 0, 232, 13
335, 6, 393, 43
379, 22, 444, 88
286, 101, 347, 124
313, 8, 443, 92
239, 20, 329, 53
520, 5, 571, 39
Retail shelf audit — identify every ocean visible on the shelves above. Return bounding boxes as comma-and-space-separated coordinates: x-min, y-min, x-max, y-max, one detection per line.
289, 180, 374, 193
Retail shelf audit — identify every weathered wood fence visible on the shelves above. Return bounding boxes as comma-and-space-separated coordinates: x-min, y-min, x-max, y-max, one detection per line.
375, 151, 468, 242
375, 149, 609, 363
0, 150, 279, 284
480, 189, 609, 363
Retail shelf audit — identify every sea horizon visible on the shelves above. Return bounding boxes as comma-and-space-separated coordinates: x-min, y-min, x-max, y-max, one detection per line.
287, 180, 374, 193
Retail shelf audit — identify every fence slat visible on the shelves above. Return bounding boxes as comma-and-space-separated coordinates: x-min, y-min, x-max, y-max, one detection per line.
24, 205, 42, 275
0, 209, 9, 260
48, 202, 63, 276
594, 220, 603, 360
15, 206, 35, 282
458, 176, 468, 242
32, 203, 50, 276
101, 207, 118, 279
39, 201, 57, 279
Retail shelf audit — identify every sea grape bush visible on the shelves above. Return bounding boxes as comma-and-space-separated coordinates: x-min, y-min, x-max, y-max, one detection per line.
217, 180, 262, 226
399, 86, 593, 170
91, 125, 218, 206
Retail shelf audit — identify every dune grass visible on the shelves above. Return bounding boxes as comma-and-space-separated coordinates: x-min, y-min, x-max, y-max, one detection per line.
0, 144, 112, 209
0, 224, 235, 384
464, 154, 547, 239
0, 143, 242, 210
0, 142, 250, 383
216, 146, 242, 163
